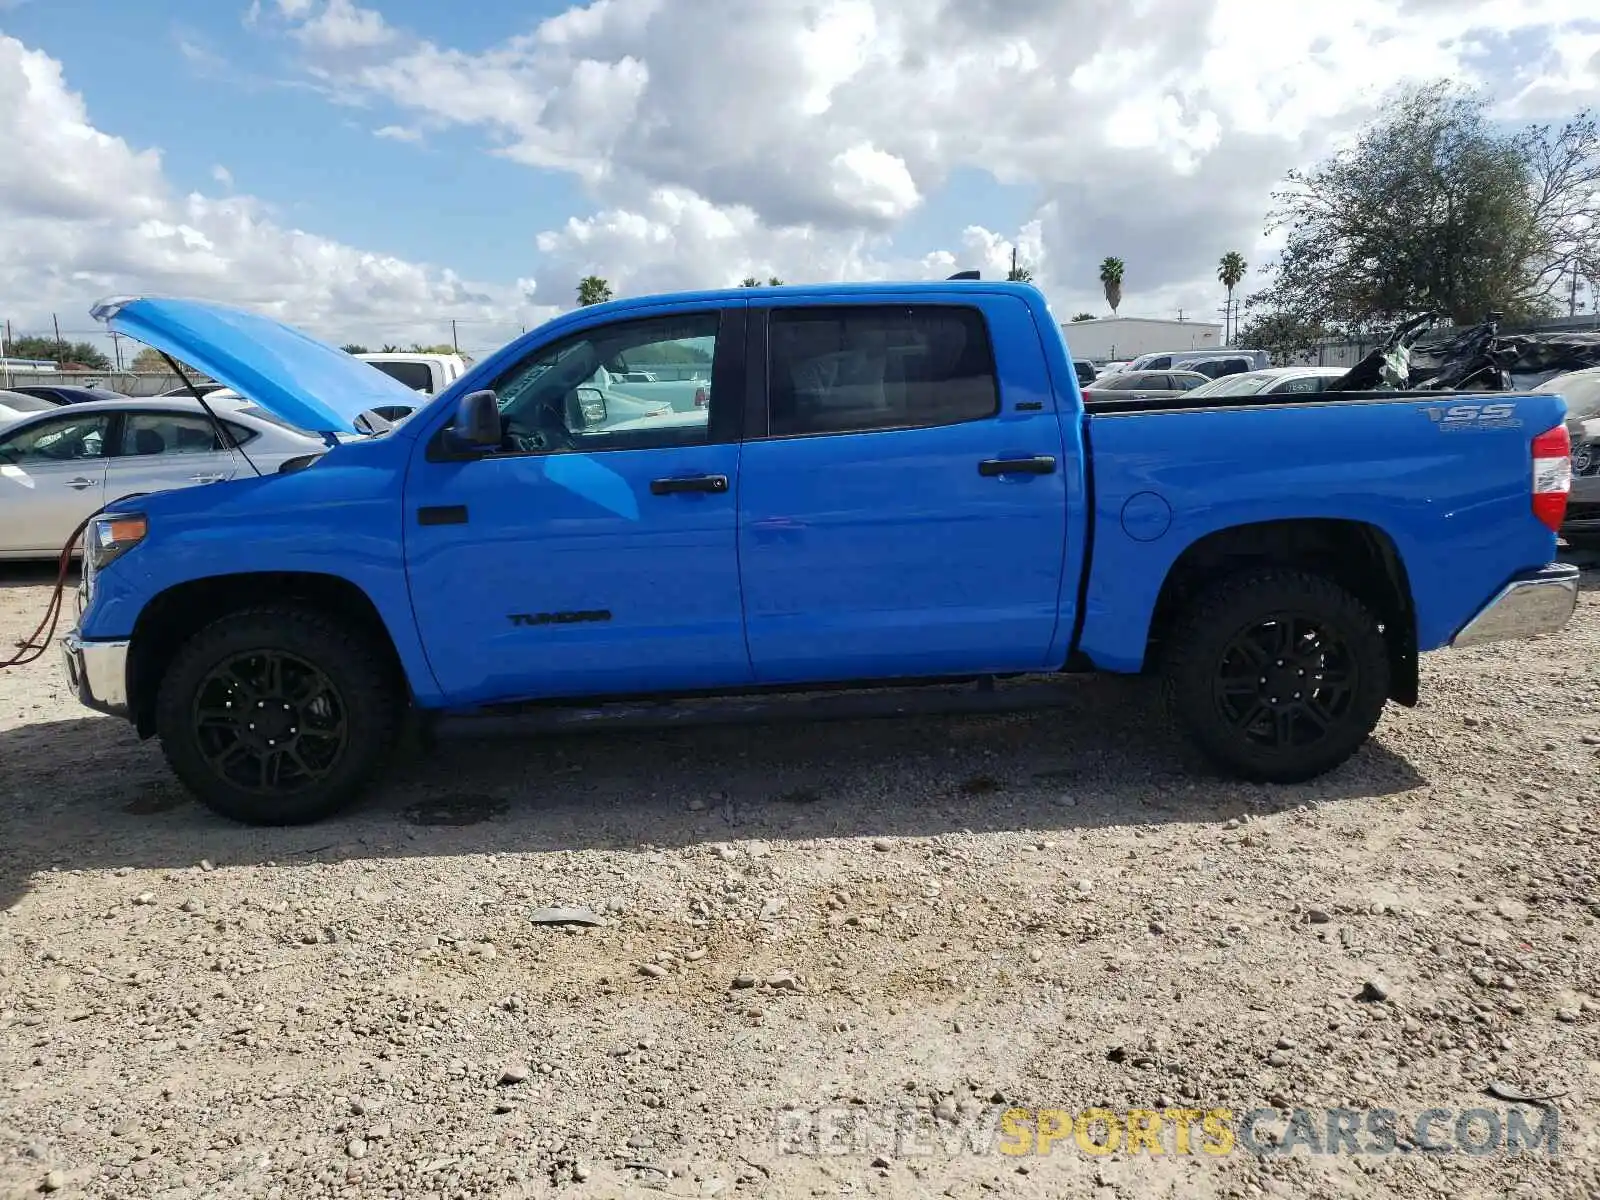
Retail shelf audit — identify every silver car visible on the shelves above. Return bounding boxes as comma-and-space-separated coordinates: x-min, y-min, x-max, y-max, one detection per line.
0, 396, 328, 560
1533, 367, 1600, 549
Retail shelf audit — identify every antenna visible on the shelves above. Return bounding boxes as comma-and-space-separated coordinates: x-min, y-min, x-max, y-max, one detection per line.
947, 270, 980, 281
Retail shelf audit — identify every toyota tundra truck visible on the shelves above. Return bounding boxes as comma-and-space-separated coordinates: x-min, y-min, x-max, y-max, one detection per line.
61, 282, 1581, 825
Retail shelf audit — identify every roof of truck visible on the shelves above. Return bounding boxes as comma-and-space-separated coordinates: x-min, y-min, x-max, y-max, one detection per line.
572, 279, 1046, 312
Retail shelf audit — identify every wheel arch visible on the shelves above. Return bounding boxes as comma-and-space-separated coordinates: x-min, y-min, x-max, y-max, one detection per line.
1144, 518, 1418, 706
128, 571, 409, 737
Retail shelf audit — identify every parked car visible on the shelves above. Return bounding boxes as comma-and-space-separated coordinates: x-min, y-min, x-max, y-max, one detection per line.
0, 396, 334, 560
5, 383, 126, 406
1182, 368, 1351, 400
1098, 360, 1131, 376
0, 388, 62, 427
1126, 349, 1270, 374
1073, 359, 1097, 386
64, 286, 1579, 826
1532, 366, 1600, 548
1080, 369, 1210, 402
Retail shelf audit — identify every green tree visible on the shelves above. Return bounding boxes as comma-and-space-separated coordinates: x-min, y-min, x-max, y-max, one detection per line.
131, 347, 169, 372
1098, 257, 1124, 316
739, 276, 762, 287
1234, 311, 1329, 364
1251, 81, 1600, 333
1070, 312, 1096, 322
341, 343, 370, 354
380, 344, 401, 353
577, 276, 614, 306
1217, 251, 1247, 343
6, 334, 110, 370
1006, 262, 1034, 283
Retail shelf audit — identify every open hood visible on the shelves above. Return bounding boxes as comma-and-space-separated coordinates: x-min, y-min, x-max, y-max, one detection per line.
91, 296, 424, 436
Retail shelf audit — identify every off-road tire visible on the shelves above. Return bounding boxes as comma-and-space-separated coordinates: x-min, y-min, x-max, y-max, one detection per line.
154, 606, 401, 825
1162, 568, 1391, 783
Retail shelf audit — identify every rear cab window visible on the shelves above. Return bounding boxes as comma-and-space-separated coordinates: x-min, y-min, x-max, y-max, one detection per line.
370, 361, 435, 393
766, 305, 999, 437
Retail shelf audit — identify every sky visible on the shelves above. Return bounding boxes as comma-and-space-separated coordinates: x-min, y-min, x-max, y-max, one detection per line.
0, 0, 1598, 361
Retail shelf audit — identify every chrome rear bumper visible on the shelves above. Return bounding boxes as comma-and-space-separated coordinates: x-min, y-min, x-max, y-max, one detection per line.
1450, 563, 1581, 649
61, 630, 131, 718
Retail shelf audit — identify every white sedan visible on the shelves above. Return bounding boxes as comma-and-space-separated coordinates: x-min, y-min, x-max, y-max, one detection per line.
1182, 367, 1350, 399
0, 396, 329, 560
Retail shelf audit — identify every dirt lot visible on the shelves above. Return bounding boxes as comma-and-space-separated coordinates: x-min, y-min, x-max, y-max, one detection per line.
1, 559, 1598, 1200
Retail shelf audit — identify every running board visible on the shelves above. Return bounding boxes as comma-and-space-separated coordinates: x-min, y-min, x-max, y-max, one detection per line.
429, 677, 1084, 740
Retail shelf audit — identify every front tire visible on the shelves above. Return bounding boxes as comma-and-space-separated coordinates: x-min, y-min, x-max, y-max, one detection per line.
1162, 568, 1391, 783
154, 606, 401, 825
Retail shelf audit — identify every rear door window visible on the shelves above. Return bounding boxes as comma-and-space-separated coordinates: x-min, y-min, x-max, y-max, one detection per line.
766, 305, 1000, 437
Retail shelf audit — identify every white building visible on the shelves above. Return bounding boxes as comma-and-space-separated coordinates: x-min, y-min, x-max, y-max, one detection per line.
1059, 317, 1224, 362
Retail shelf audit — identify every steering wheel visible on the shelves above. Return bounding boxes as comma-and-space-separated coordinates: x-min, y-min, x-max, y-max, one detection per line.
502, 393, 578, 453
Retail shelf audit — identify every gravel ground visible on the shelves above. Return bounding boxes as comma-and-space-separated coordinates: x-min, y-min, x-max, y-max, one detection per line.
2, 556, 1598, 1200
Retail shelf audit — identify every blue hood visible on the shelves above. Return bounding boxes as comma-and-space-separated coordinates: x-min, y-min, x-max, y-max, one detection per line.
91, 296, 423, 435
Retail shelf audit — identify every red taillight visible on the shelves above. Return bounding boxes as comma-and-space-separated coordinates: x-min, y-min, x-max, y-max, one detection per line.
1531, 424, 1572, 533
694, 387, 708, 407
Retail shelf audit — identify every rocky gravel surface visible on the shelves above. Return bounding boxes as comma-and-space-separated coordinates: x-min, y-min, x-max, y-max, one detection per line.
1, 557, 1598, 1199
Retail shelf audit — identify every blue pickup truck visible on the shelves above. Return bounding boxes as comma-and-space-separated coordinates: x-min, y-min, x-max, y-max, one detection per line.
61, 282, 1581, 825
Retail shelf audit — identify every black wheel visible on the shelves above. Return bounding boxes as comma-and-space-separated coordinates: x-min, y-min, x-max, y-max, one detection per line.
1162, 569, 1391, 783
154, 606, 401, 825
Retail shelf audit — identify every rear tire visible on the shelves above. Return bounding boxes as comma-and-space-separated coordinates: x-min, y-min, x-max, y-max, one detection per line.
1162, 568, 1391, 783
154, 606, 401, 825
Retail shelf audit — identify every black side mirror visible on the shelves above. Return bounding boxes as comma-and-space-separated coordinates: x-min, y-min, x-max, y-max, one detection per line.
572, 386, 607, 428
444, 389, 501, 454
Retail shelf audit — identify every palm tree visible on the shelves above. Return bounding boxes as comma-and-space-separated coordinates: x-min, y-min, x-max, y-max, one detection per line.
739, 277, 762, 288
1098, 257, 1124, 316
1217, 251, 1248, 343
577, 276, 613, 306
767, 276, 784, 286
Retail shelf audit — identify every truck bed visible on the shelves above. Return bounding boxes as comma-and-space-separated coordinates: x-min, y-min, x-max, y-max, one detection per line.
1072, 386, 1566, 674
1081, 388, 1546, 416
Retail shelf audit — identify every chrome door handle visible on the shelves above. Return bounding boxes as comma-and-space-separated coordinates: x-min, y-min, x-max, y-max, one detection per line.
66, 477, 96, 490
190, 474, 226, 484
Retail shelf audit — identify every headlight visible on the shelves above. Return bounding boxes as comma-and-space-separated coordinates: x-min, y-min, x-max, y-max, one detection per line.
89, 512, 147, 571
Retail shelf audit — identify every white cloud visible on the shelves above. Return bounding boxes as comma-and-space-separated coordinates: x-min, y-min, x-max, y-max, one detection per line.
292, 0, 396, 51
7, 0, 1600, 364
250, 0, 1600, 324
210, 164, 234, 188
0, 35, 553, 356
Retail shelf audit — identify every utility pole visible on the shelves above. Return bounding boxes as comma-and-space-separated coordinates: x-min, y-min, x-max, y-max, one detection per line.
52, 313, 64, 360
1010, 246, 1018, 279
451, 319, 459, 353
110, 331, 124, 371
1176, 308, 1186, 323
1571, 264, 1580, 318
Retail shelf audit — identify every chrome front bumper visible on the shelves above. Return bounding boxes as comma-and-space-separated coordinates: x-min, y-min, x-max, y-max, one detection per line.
61, 629, 131, 718
1451, 564, 1581, 649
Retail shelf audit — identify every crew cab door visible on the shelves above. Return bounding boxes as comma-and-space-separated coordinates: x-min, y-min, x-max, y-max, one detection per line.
404, 303, 752, 705
737, 293, 1070, 683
